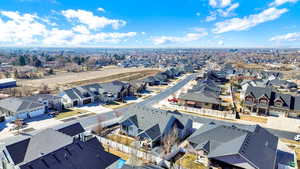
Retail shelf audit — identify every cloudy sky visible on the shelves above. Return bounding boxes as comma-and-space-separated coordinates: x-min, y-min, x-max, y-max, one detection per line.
0, 0, 299, 47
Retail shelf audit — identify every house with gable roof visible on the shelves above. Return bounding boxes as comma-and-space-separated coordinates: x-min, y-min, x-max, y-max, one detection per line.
0, 123, 120, 169
243, 86, 300, 117
186, 123, 278, 169
119, 106, 193, 149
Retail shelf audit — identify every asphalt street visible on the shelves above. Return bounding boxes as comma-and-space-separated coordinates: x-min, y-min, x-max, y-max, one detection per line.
1, 73, 298, 144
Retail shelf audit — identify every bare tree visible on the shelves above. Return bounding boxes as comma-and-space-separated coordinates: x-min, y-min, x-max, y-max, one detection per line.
14, 119, 23, 134
92, 115, 106, 136
161, 126, 179, 156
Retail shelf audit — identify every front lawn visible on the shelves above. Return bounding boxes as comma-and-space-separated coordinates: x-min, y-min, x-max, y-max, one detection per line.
103, 102, 134, 109
55, 109, 88, 119
176, 153, 206, 169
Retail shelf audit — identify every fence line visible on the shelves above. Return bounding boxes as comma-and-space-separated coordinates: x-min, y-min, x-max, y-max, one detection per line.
165, 105, 235, 119
97, 136, 187, 169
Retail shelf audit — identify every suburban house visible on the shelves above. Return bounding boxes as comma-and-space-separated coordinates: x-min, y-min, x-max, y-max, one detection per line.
119, 106, 193, 149
0, 94, 62, 122
204, 70, 228, 84
60, 81, 132, 108
266, 79, 298, 91
0, 123, 120, 169
177, 76, 224, 110
243, 86, 300, 117
60, 84, 101, 108
187, 123, 278, 169
130, 80, 147, 95
100, 81, 133, 102
143, 68, 184, 86
188, 79, 221, 95
178, 90, 222, 110
22, 94, 62, 113
144, 76, 161, 86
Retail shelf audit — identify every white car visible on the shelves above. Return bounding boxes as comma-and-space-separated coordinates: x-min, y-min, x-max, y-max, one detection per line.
294, 135, 300, 141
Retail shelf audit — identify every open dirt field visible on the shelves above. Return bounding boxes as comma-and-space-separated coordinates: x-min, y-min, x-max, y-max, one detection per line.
19, 66, 161, 89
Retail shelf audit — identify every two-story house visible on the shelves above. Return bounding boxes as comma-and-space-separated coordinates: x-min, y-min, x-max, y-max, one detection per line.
119, 106, 193, 149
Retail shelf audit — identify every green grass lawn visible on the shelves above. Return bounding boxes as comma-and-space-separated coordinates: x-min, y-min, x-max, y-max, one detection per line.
55, 109, 88, 119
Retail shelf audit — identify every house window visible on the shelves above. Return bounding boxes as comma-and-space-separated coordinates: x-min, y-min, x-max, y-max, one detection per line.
245, 96, 253, 102
275, 100, 283, 107
259, 98, 268, 104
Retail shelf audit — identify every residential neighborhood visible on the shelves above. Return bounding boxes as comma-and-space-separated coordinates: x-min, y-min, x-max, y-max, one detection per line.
1, 0, 300, 168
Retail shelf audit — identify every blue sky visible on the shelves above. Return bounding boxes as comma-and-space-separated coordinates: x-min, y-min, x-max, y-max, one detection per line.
0, 0, 299, 47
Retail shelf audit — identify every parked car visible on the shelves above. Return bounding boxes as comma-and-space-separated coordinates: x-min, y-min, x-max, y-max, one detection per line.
294, 134, 300, 141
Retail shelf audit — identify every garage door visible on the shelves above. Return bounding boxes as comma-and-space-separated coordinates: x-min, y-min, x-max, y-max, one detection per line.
83, 98, 92, 104
28, 109, 45, 118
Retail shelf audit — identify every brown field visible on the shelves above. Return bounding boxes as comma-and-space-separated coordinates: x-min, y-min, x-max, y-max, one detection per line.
19, 66, 161, 90
240, 115, 268, 124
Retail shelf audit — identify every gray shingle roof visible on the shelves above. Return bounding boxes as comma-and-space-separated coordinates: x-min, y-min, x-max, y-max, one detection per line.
178, 90, 221, 104
0, 97, 44, 115
245, 86, 273, 99
120, 106, 191, 140
188, 123, 278, 169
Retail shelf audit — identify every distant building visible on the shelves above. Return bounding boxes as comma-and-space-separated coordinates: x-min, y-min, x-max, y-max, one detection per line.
0, 78, 17, 89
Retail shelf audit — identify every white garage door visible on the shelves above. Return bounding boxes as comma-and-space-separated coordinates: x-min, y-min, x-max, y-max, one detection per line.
28, 108, 45, 118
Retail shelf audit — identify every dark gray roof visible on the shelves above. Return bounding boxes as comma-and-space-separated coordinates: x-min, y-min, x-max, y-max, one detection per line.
267, 79, 297, 89
188, 123, 278, 169
57, 122, 85, 137
120, 106, 191, 140
64, 89, 80, 100
178, 90, 221, 104
19, 137, 119, 169
22, 94, 61, 102
6, 128, 73, 165
245, 86, 273, 99
6, 123, 119, 169
0, 97, 44, 114
271, 93, 292, 109
99, 81, 127, 94
294, 96, 300, 111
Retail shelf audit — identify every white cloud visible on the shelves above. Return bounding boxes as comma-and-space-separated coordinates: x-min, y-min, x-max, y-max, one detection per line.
152, 31, 208, 45
209, 0, 232, 8
97, 7, 106, 12
270, 32, 300, 41
62, 9, 126, 30
0, 11, 47, 44
193, 27, 207, 32
218, 40, 224, 45
217, 3, 239, 17
213, 7, 288, 34
72, 25, 90, 34
206, 1, 238, 22
0, 10, 136, 46
196, 12, 201, 16
269, 0, 299, 6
